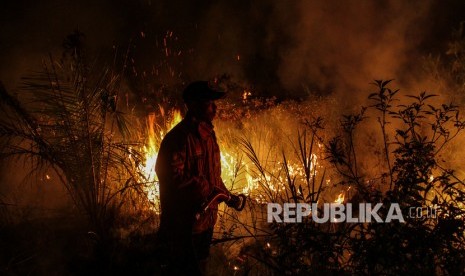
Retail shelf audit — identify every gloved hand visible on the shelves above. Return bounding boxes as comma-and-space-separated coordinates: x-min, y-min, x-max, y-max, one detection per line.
226, 194, 246, 211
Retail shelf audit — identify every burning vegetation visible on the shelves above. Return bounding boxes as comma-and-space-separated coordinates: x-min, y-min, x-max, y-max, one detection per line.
1, 19, 465, 275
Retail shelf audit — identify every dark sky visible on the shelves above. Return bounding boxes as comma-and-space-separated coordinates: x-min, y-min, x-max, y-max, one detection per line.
1, 0, 465, 98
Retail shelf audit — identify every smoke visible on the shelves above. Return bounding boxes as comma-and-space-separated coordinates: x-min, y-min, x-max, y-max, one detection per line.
1, 0, 464, 99
2, 0, 464, 183
149, 0, 463, 101
278, 1, 432, 93
187, 0, 463, 100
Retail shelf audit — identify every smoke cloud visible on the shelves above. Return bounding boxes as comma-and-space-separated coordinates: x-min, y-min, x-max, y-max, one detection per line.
278, 1, 431, 92
1, 0, 464, 97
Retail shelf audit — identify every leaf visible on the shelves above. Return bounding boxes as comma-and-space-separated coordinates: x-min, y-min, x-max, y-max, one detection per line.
368, 93, 378, 99
381, 79, 394, 87
114, 111, 131, 139
423, 94, 438, 100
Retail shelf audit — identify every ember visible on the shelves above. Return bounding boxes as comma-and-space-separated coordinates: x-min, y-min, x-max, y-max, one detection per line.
334, 192, 345, 204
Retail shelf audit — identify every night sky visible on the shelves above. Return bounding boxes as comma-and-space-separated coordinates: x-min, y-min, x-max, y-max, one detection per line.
1, 0, 465, 98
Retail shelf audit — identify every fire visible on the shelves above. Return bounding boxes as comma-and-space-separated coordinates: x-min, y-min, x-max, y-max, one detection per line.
141, 113, 158, 183
140, 108, 259, 208
334, 192, 345, 204
141, 109, 182, 207
242, 165, 258, 195
242, 90, 252, 102
139, 107, 322, 210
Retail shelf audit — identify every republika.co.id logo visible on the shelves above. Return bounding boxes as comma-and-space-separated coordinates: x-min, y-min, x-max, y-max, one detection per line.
267, 203, 438, 223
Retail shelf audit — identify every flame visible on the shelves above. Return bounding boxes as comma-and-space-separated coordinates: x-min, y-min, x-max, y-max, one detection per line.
139, 107, 323, 210
243, 166, 257, 195
141, 113, 158, 183
334, 192, 345, 204
141, 109, 182, 208
242, 90, 252, 102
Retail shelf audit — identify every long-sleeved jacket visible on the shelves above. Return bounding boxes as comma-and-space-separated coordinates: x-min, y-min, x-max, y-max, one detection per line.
155, 113, 230, 234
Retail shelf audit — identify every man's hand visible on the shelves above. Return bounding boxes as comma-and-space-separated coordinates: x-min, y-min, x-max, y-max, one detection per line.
226, 194, 246, 211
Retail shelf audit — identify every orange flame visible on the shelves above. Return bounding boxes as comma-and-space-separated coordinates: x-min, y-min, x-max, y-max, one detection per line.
334, 192, 345, 204
141, 109, 182, 208
139, 107, 322, 210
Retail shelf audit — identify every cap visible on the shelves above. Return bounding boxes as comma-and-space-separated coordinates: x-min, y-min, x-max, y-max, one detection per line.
182, 81, 226, 103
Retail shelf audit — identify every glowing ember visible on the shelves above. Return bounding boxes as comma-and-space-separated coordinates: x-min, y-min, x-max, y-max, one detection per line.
242, 90, 252, 102
334, 192, 345, 204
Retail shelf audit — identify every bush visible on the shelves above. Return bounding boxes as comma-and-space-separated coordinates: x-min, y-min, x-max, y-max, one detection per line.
228, 80, 465, 275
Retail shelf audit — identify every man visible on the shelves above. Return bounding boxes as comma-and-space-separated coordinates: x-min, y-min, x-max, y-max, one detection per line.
155, 81, 244, 275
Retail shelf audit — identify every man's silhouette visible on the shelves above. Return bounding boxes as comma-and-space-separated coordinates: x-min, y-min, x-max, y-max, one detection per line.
155, 81, 243, 275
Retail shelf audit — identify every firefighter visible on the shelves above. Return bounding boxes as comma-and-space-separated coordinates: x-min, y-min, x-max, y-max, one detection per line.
155, 81, 244, 275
